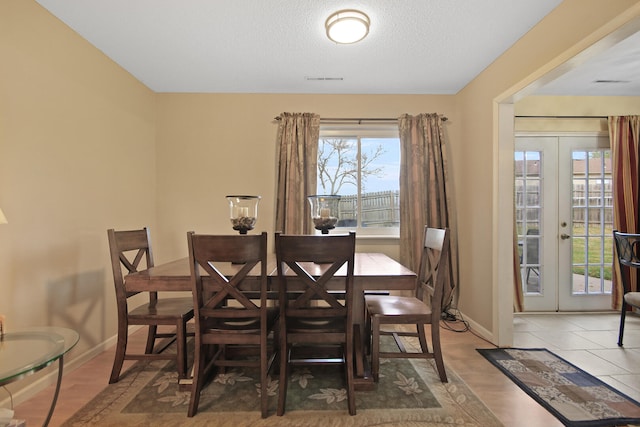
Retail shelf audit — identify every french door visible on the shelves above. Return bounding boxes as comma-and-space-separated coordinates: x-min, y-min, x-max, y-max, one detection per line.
515, 134, 612, 311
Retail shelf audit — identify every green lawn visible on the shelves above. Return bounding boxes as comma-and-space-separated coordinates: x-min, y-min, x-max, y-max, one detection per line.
571, 224, 613, 280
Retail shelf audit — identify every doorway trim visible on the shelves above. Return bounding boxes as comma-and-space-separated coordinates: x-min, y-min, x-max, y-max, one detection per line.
494, 15, 640, 347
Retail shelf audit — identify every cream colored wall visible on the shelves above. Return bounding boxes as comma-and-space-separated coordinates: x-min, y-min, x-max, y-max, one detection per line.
153, 94, 459, 262
0, 0, 156, 396
456, 0, 640, 341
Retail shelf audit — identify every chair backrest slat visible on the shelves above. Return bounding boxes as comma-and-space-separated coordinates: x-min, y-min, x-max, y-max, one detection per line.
275, 232, 356, 319
187, 232, 268, 322
108, 227, 155, 303
416, 227, 450, 317
614, 230, 640, 266
613, 230, 640, 295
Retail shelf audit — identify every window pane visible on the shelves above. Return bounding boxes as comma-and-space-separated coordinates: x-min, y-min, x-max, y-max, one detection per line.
317, 138, 357, 195
317, 133, 400, 233
570, 149, 612, 295
515, 150, 543, 294
360, 138, 399, 228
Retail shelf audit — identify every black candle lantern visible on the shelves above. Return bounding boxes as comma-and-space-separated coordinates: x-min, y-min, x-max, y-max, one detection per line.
226, 195, 260, 234
308, 195, 341, 234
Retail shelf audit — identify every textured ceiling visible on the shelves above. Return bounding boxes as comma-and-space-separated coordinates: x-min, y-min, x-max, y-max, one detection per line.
33, 0, 639, 96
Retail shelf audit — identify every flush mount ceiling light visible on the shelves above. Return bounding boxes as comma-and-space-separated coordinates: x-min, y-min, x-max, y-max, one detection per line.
325, 9, 370, 44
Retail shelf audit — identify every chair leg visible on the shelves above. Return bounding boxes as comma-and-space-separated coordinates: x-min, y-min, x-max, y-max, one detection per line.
618, 302, 628, 347
277, 337, 289, 416
176, 320, 188, 379
430, 324, 447, 382
345, 339, 356, 415
276, 320, 289, 416
371, 316, 380, 382
260, 342, 269, 418
416, 323, 429, 354
109, 321, 128, 384
145, 325, 157, 354
188, 343, 205, 417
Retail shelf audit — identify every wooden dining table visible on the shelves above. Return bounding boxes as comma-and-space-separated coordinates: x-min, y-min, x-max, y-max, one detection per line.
125, 252, 417, 390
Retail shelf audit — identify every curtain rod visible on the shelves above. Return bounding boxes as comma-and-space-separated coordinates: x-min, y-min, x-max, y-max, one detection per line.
321, 116, 448, 122
515, 115, 608, 119
320, 118, 397, 125
274, 116, 448, 123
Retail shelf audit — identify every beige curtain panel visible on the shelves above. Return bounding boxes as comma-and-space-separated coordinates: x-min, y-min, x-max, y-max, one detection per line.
275, 112, 320, 234
398, 113, 459, 312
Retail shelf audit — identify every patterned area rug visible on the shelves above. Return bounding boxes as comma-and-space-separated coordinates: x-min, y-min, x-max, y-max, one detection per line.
61, 338, 502, 427
478, 348, 640, 427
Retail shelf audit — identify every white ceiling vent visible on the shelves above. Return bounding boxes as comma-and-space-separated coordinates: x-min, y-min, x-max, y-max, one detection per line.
305, 77, 344, 81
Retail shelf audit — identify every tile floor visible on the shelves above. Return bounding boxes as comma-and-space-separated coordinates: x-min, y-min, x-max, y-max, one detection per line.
9, 312, 640, 427
513, 312, 640, 404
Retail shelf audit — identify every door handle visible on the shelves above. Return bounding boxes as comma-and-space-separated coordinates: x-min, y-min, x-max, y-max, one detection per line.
560, 233, 571, 240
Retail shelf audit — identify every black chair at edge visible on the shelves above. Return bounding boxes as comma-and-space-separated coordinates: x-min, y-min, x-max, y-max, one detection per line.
274, 231, 357, 416
525, 228, 540, 283
613, 230, 640, 347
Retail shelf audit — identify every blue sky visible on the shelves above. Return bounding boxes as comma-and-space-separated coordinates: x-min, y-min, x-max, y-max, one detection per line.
318, 137, 400, 195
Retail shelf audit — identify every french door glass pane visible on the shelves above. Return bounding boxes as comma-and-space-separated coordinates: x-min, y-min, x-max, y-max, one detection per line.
570, 150, 613, 295
515, 151, 542, 295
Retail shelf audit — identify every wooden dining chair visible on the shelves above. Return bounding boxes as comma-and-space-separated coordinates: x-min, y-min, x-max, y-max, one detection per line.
274, 231, 356, 416
107, 227, 194, 384
613, 230, 640, 347
186, 231, 278, 418
365, 226, 450, 383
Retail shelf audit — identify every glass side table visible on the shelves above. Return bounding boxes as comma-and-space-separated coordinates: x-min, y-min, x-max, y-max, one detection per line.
0, 327, 79, 427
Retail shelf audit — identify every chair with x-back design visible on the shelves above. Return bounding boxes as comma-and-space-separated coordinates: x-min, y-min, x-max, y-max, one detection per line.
365, 226, 450, 383
274, 231, 356, 416
186, 231, 278, 418
107, 227, 194, 384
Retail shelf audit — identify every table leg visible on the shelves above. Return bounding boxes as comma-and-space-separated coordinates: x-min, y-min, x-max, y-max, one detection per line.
42, 356, 64, 427
352, 286, 376, 390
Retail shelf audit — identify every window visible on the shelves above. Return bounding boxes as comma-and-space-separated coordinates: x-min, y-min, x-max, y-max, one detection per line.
318, 125, 400, 236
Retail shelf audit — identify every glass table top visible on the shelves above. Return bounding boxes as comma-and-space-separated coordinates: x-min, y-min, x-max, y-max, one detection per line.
0, 327, 79, 386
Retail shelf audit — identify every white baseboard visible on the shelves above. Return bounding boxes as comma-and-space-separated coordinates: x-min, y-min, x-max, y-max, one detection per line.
0, 334, 118, 408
